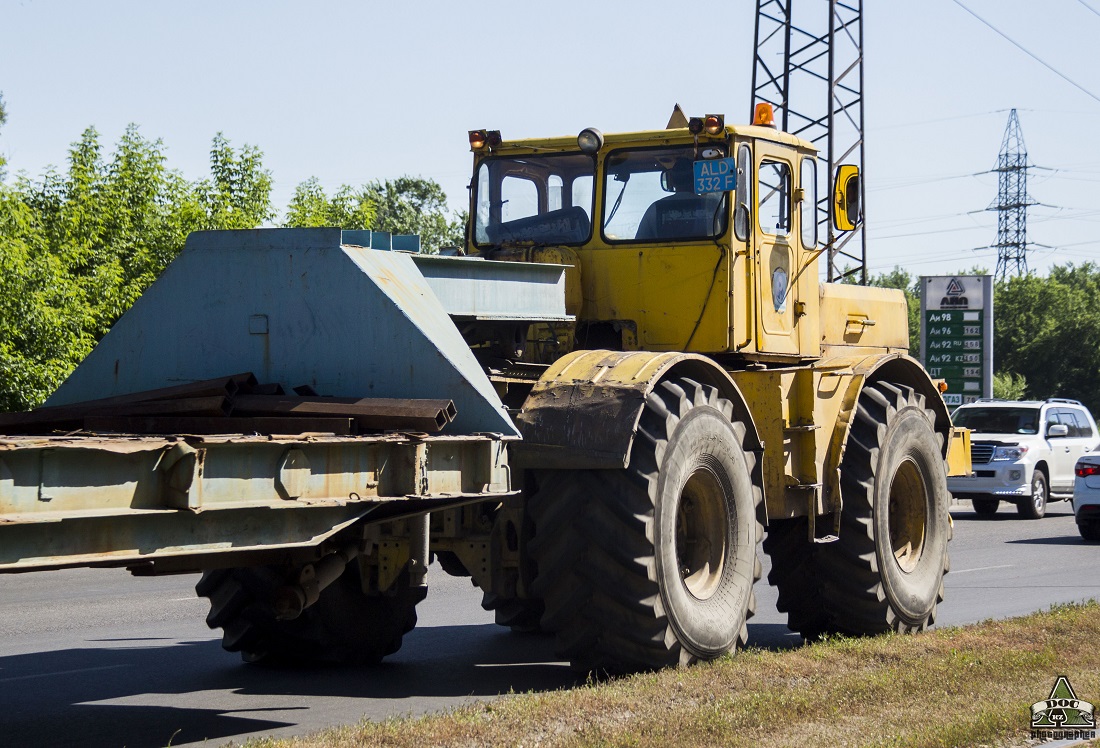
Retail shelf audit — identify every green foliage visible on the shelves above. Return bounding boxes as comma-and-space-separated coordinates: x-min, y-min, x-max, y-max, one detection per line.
993, 371, 1028, 400
365, 176, 466, 252
0, 125, 272, 411
284, 175, 465, 253
284, 177, 375, 229
865, 267, 920, 353
993, 264, 1100, 414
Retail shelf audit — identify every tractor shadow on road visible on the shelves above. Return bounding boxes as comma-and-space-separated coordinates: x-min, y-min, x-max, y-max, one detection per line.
0, 619, 808, 748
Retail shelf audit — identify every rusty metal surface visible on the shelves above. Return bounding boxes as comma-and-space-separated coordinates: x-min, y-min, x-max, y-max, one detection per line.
231, 394, 455, 432
84, 415, 357, 436
0, 432, 513, 572
0, 396, 233, 433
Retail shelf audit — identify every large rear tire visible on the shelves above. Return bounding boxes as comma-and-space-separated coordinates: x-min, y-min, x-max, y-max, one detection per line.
766, 381, 951, 638
529, 377, 763, 673
196, 563, 424, 665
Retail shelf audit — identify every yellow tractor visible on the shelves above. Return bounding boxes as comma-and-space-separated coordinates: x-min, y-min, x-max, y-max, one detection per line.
466, 106, 967, 673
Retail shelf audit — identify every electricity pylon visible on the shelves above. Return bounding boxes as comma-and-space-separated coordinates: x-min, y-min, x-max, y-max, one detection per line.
990, 109, 1037, 281
751, 0, 866, 283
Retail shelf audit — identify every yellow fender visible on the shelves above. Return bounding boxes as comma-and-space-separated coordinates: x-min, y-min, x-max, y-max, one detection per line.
514, 349, 763, 472
820, 352, 954, 518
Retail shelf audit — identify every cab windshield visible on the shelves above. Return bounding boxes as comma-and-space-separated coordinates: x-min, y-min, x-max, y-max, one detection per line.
473, 153, 595, 247
952, 407, 1040, 435
602, 145, 729, 242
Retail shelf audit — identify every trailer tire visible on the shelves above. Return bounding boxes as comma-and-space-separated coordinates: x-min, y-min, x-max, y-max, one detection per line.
196, 563, 425, 665
972, 498, 999, 516
481, 592, 545, 632
529, 377, 762, 673
767, 381, 951, 638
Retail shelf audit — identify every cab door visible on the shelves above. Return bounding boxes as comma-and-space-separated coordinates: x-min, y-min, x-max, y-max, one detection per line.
753, 144, 799, 355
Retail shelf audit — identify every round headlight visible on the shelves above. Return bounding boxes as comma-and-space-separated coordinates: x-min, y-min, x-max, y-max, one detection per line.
578, 127, 604, 154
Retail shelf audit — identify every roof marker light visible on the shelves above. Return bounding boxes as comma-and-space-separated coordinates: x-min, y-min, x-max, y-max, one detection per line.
754, 102, 777, 128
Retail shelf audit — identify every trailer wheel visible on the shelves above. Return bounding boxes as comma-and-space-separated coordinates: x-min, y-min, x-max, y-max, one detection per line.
481, 592, 545, 632
767, 381, 951, 638
196, 563, 424, 665
529, 377, 762, 673
972, 498, 999, 516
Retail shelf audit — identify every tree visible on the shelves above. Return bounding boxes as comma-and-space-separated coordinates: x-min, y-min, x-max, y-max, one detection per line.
366, 176, 465, 252
993, 371, 1028, 400
993, 264, 1100, 415
284, 175, 465, 253
284, 177, 375, 229
0, 125, 273, 411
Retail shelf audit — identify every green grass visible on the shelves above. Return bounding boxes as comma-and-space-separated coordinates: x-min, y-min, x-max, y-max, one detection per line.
238, 602, 1100, 748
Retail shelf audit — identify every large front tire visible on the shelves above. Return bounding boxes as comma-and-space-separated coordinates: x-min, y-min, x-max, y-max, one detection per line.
767, 381, 951, 638
197, 563, 424, 665
529, 377, 763, 673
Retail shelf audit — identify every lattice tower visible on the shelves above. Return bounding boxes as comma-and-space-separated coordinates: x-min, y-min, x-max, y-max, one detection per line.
990, 109, 1036, 280
751, 0, 866, 283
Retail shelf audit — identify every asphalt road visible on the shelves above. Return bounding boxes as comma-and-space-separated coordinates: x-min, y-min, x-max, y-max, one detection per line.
1, 499, 1098, 748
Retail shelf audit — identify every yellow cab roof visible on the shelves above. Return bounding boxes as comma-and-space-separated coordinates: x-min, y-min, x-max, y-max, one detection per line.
489, 124, 817, 156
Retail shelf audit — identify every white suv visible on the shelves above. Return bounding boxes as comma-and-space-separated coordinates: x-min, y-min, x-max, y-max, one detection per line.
947, 398, 1098, 519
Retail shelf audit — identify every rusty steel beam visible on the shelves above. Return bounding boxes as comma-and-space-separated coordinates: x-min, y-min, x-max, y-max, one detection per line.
232, 395, 456, 433
0, 396, 233, 434
84, 415, 356, 436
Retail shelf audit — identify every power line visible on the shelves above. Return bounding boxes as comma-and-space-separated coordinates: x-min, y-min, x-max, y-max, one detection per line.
1078, 0, 1100, 18
952, 0, 1100, 105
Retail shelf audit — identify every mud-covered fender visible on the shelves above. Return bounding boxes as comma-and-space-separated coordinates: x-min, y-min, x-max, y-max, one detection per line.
513, 349, 763, 472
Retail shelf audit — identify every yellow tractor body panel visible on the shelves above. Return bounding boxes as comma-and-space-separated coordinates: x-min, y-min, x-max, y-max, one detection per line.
819, 282, 909, 350
731, 351, 948, 526
946, 426, 972, 477
576, 244, 731, 351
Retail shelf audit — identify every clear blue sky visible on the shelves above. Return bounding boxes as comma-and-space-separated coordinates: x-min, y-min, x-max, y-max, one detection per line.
2, 0, 1099, 277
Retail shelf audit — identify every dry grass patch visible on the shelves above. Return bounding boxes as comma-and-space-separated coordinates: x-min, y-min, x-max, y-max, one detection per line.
240, 602, 1100, 748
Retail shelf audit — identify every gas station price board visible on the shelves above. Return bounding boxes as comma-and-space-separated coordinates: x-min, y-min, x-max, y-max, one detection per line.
920, 276, 993, 407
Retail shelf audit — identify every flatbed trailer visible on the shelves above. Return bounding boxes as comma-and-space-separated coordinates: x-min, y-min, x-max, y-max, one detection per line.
0, 431, 512, 574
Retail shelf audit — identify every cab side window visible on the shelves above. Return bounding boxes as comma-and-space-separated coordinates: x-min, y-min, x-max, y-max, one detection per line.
734, 145, 752, 241
759, 160, 791, 236
800, 157, 817, 248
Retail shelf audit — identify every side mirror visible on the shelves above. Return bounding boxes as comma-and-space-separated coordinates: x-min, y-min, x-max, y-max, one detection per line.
1048, 423, 1069, 438
832, 164, 860, 231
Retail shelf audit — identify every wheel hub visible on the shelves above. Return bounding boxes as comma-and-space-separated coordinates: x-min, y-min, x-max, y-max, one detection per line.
889, 457, 927, 574
676, 466, 729, 600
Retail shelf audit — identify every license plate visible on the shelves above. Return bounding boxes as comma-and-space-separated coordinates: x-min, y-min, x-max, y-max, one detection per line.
694, 158, 737, 193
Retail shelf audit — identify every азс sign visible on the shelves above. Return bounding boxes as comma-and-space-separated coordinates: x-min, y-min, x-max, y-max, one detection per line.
920, 275, 993, 406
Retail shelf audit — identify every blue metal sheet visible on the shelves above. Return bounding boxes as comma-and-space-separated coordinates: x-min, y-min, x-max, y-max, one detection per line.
46, 228, 519, 436
411, 254, 571, 321
340, 230, 421, 253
